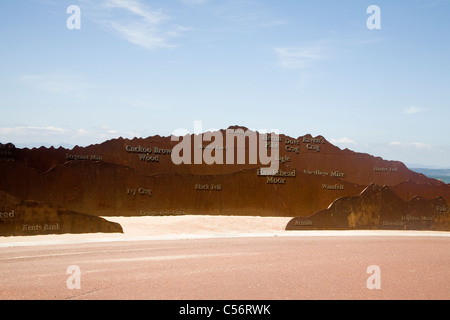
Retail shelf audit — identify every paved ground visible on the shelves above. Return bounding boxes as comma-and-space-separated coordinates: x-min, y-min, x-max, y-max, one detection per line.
0, 235, 449, 300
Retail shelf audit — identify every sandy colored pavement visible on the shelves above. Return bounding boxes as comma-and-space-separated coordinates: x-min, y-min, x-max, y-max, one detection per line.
0, 216, 449, 300
0, 215, 292, 247
1, 215, 449, 248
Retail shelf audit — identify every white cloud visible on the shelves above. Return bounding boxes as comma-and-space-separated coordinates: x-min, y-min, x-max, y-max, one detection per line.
0, 125, 142, 147
211, 0, 287, 31
330, 137, 358, 145
166, 25, 193, 37
76, 128, 90, 136
87, 0, 187, 50
19, 73, 91, 95
274, 46, 324, 70
0, 126, 67, 136
106, 21, 171, 50
119, 97, 171, 110
259, 19, 289, 28
403, 105, 428, 114
180, 0, 210, 4
389, 141, 430, 149
103, 0, 167, 24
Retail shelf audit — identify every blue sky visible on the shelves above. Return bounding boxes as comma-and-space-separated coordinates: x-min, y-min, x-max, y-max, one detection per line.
0, 0, 449, 168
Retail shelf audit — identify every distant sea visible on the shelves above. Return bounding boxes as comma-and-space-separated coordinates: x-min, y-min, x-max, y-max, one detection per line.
410, 168, 450, 184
